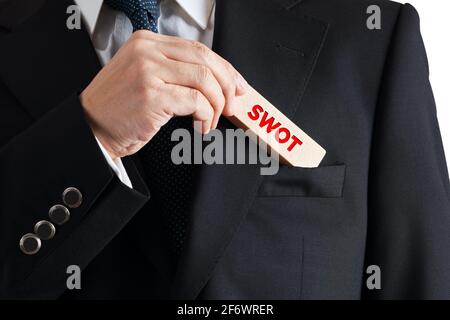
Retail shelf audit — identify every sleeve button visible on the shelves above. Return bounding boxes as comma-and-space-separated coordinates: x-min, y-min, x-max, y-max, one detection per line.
19, 233, 41, 255
34, 220, 56, 240
49, 205, 71, 225
62, 187, 82, 208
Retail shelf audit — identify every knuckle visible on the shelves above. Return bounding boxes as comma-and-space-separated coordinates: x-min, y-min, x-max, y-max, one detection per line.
225, 61, 236, 74
223, 62, 239, 92
191, 41, 210, 60
139, 79, 159, 102
189, 88, 200, 102
137, 130, 152, 143
133, 29, 151, 39
131, 30, 144, 39
188, 88, 202, 106
188, 39, 201, 47
223, 80, 235, 96
195, 65, 211, 84
175, 36, 188, 45
133, 60, 150, 79
129, 39, 146, 56
132, 54, 154, 76
139, 87, 153, 104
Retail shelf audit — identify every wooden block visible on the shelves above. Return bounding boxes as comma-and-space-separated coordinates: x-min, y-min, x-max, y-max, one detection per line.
228, 86, 326, 168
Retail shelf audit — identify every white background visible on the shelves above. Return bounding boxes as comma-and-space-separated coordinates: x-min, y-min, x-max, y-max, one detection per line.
399, 0, 450, 170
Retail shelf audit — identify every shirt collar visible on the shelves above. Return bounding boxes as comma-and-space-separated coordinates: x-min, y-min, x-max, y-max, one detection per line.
74, 0, 103, 35
175, 0, 215, 30
74, 0, 215, 34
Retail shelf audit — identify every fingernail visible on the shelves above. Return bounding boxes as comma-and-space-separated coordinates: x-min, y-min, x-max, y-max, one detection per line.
236, 73, 248, 95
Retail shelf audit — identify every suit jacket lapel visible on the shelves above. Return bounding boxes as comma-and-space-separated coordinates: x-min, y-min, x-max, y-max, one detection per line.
0, 0, 101, 119
171, 0, 329, 299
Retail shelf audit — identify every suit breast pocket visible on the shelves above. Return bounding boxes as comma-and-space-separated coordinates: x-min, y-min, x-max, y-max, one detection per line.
257, 164, 346, 198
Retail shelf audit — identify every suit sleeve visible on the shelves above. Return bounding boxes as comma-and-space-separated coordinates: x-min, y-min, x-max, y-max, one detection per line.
363, 4, 450, 299
0, 92, 150, 299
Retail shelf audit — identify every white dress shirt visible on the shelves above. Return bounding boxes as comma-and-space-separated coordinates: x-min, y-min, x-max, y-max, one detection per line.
74, 0, 216, 188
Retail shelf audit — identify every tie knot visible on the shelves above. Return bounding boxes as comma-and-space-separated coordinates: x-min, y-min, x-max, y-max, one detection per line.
105, 0, 160, 32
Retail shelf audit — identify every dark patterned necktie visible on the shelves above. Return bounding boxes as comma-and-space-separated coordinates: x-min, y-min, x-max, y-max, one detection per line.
104, 0, 195, 258
105, 0, 160, 32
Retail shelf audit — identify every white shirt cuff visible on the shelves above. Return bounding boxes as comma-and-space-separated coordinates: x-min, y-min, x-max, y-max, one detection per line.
95, 137, 133, 189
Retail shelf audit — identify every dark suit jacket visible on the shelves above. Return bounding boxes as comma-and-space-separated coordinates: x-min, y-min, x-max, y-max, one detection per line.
1, 0, 449, 299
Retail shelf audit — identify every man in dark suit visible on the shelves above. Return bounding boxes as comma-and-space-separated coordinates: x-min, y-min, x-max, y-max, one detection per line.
0, 0, 449, 299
